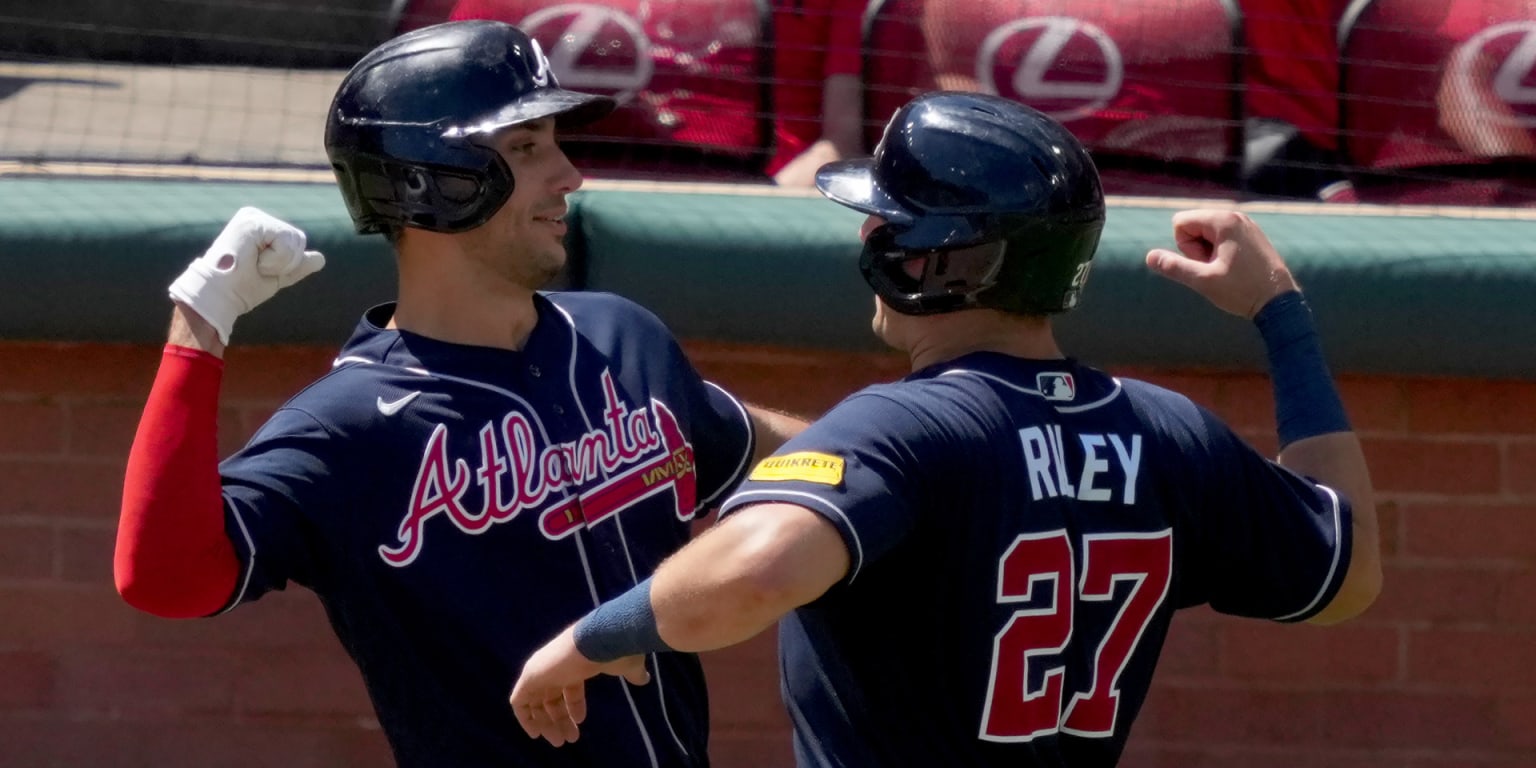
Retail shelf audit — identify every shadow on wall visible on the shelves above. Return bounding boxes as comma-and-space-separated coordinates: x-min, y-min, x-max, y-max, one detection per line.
0, 1, 403, 68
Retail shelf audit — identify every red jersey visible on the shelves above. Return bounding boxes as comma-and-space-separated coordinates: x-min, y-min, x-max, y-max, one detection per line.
767, 0, 865, 175
1339, 0, 1536, 204
872, 0, 1242, 173
451, 0, 771, 160
1241, 0, 1349, 151
1342, 0, 1536, 169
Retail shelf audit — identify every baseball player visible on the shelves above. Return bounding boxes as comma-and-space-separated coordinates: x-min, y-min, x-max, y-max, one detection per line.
509, 92, 1381, 766
114, 20, 804, 767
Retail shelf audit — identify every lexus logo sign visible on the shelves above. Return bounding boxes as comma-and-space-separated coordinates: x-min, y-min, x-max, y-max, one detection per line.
520, 3, 655, 104
977, 16, 1123, 121
1452, 20, 1536, 126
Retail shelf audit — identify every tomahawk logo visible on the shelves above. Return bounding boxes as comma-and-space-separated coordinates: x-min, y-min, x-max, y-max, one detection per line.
530, 38, 552, 87
521, 3, 655, 104
1452, 21, 1536, 127
977, 16, 1123, 121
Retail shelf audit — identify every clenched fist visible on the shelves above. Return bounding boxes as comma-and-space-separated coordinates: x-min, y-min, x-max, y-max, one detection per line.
168, 207, 326, 344
1145, 210, 1299, 319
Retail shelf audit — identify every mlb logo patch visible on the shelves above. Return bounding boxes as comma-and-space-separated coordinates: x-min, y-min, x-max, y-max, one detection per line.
1038, 372, 1076, 402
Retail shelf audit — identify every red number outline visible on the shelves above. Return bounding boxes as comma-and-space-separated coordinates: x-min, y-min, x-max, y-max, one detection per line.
979, 530, 1173, 743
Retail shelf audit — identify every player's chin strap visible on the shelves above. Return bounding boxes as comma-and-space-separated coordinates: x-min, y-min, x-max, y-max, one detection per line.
573, 577, 676, 663
1253, 291, 1351, 449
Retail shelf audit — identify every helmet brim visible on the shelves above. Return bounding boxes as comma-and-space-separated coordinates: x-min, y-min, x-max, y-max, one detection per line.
814, 159, 915, 226
816, 159, 989, 252
452, 88, 617, 137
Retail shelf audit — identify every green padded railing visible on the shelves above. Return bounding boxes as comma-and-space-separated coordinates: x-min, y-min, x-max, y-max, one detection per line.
3, 177, 1533, 378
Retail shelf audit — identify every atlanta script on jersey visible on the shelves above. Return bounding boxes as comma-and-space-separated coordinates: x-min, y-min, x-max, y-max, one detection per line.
217, 293, 754, 767
720, 352, 1350, 767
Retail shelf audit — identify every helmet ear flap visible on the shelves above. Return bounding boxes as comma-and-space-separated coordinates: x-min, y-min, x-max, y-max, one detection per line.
860, 224, 1008, 316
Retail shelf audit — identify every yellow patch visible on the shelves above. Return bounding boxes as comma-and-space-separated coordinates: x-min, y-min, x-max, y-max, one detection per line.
749, 452, 846, 485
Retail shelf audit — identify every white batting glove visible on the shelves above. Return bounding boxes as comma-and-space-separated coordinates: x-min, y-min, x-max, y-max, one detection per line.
168, 207, 326, 344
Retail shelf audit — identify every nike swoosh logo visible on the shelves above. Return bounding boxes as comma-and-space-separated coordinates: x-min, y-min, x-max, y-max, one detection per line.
376, 391, 421, 416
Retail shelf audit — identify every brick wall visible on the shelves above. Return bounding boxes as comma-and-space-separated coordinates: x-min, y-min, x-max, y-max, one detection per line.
2, 340, 1532, 767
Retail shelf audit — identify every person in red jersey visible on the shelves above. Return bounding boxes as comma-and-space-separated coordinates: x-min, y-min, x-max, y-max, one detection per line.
766, 0, 867, 186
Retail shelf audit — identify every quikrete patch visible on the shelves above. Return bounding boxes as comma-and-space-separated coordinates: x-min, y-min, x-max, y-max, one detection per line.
748, 452, 846, 485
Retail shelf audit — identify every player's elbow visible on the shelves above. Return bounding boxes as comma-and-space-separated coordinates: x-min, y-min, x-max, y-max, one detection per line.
1307, 541, 1383, 626
114, 546, 234, 620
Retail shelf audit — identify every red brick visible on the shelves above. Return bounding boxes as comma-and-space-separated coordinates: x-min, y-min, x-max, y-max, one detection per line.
1408, 628, 1536, 689
0, 343, 160, 398
1497, 570, 1536, 627
1220, 622, 1399, 684
1235, 429, 1280, 458
0, 586, 137, 645
0, 651, 55, 709
0, 523, 55, 580
703, 632, 786, 729
1120, 745, 1390, 768
1406, 378, 1536, 435
1369, 564, 1506, 625
0, 400, 66, 455
1507, 442, 1536, 497
130, 589, 339, 649
58, 525, 115, 584
1337, 376, 1409, 434
1495, 694, 1536, 749
1212, 374, 1276, 433
219, 346, 372, 402
1361, 437, 1502, 496
128, 721, 355, 768
1404, 503, 1536, 560
66, 402, 147, 458
0, 718, 143, 766
709, 731, 795, 768
56, 648, 238, 715
236, 651, 374, 717
1132, 685, 1323, 744
1315, 691, 1502, 749
1403, 756, 1536, 768
1377, 500, 1402, 558
219, 405, 256, 459
1155, 616, 1221, 679
310, 725, 396, 768
687, 341, 907, 415
1119, 369, 1222, 412
0, 459, 127, 520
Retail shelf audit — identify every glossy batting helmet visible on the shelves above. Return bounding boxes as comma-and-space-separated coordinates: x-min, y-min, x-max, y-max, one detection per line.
815, 91, 1105, 316
325, 21, 615, 235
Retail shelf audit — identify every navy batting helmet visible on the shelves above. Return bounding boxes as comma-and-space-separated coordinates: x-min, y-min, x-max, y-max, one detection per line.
325, 21, 616, 235
815, 91, 1105, 315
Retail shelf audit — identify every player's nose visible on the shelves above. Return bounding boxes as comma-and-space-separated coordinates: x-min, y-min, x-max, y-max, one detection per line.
552, 146, 583, 195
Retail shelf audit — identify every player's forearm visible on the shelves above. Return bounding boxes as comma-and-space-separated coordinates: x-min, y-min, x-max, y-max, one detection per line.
1256, 291, 1381, 623
115, 336, 238, 618
1279, 433, 1380, 625
746, 404, 809, 463
650, 505, 843, 651
573, 504, 846, 660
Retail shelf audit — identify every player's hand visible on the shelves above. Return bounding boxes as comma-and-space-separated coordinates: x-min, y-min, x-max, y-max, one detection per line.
168, 207, 326, 345
509, 623, 651, 747
1145, 210, 1299, 319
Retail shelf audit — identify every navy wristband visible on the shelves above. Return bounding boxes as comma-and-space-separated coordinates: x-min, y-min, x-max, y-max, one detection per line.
1253, 291, 1351, 448
573, 577, 674, 663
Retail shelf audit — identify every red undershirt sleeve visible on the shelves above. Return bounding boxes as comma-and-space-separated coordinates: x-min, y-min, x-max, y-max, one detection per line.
114, 344, 240, 618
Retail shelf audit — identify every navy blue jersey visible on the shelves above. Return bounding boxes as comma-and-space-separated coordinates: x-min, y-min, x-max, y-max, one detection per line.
719, 352, 1350, 768
217, 292, 754, 767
